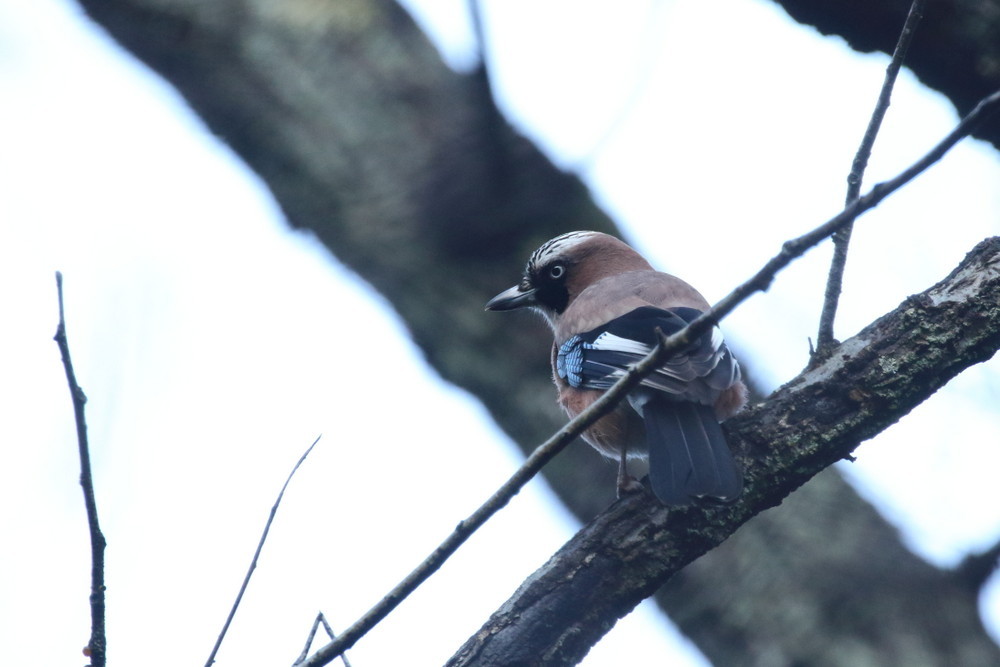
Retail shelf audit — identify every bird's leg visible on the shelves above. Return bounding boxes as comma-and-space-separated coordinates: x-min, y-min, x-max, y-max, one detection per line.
616, 445, 644, 497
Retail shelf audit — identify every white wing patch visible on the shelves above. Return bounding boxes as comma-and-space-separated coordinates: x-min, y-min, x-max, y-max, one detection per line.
710, 326, 724, 354
590, 332, 651, 356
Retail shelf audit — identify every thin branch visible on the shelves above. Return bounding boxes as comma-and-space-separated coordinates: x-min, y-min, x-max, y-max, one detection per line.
318, 616, 352, 667
303, 88, 1000, 667
293, 613, 352, 667
816, 0, 927, 354
204, 435, 322, 667
294, 616, 324, 667
53, 272, 107, 667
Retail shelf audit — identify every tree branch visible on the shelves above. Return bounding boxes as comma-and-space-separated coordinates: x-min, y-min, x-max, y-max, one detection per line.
53, 272, 107, 667
447, 236, 1000, 665
205, 436, 322, 667
816, 0, 926, 354
293, 613, 352, 667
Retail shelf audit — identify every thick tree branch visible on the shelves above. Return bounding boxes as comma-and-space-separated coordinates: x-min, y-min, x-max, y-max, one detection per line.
448, 236, 1000, 666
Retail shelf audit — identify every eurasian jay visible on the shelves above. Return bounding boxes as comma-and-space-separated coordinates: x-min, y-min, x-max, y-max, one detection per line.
486, 231, 746, 505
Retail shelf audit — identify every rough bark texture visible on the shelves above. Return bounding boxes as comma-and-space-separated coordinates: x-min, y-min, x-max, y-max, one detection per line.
448, 238, 1000, 666
71, 0, 1000, 663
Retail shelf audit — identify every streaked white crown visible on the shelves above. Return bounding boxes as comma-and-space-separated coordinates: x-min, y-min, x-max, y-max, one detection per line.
527, 231, 600, 271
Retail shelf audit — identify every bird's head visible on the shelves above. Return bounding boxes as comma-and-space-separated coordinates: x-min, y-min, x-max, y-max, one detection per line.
485, 231, 651, 325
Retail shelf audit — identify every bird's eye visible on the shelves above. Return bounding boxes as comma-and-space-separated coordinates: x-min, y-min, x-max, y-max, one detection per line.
548, 264, 566, 280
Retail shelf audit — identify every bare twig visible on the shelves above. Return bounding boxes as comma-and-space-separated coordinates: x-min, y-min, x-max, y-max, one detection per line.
318, 616, 352, 667
816, 0, 927, 354
53, 272, 107, 667
293, 613, 352, 667
294, 616, 324, 667
302, 87, 1000, 667
205, 435, 322, 667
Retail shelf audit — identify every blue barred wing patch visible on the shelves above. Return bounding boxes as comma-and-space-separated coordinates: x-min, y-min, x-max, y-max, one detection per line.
556, 306, 739, 403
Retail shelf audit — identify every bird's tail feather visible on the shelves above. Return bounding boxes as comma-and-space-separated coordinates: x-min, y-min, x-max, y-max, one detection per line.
644, 398, 742, 505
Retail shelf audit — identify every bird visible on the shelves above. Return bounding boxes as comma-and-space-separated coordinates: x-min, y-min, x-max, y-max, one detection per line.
485, 231, 746, 505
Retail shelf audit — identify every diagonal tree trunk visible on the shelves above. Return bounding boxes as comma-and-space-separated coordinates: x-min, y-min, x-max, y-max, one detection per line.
72, 0, 1000, 662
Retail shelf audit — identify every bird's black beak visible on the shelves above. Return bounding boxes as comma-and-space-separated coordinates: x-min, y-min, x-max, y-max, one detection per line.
485, 283, 538, 311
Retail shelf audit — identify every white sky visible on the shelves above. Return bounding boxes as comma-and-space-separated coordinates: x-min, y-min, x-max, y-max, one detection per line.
2, 0, 999, 665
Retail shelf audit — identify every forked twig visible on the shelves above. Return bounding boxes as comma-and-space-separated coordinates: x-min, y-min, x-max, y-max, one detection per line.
293, 612, 352, 667
816, 0, 927, 354
205, 435, 322, 667
53, 272, 107, 667
302, 88, 1000, 667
